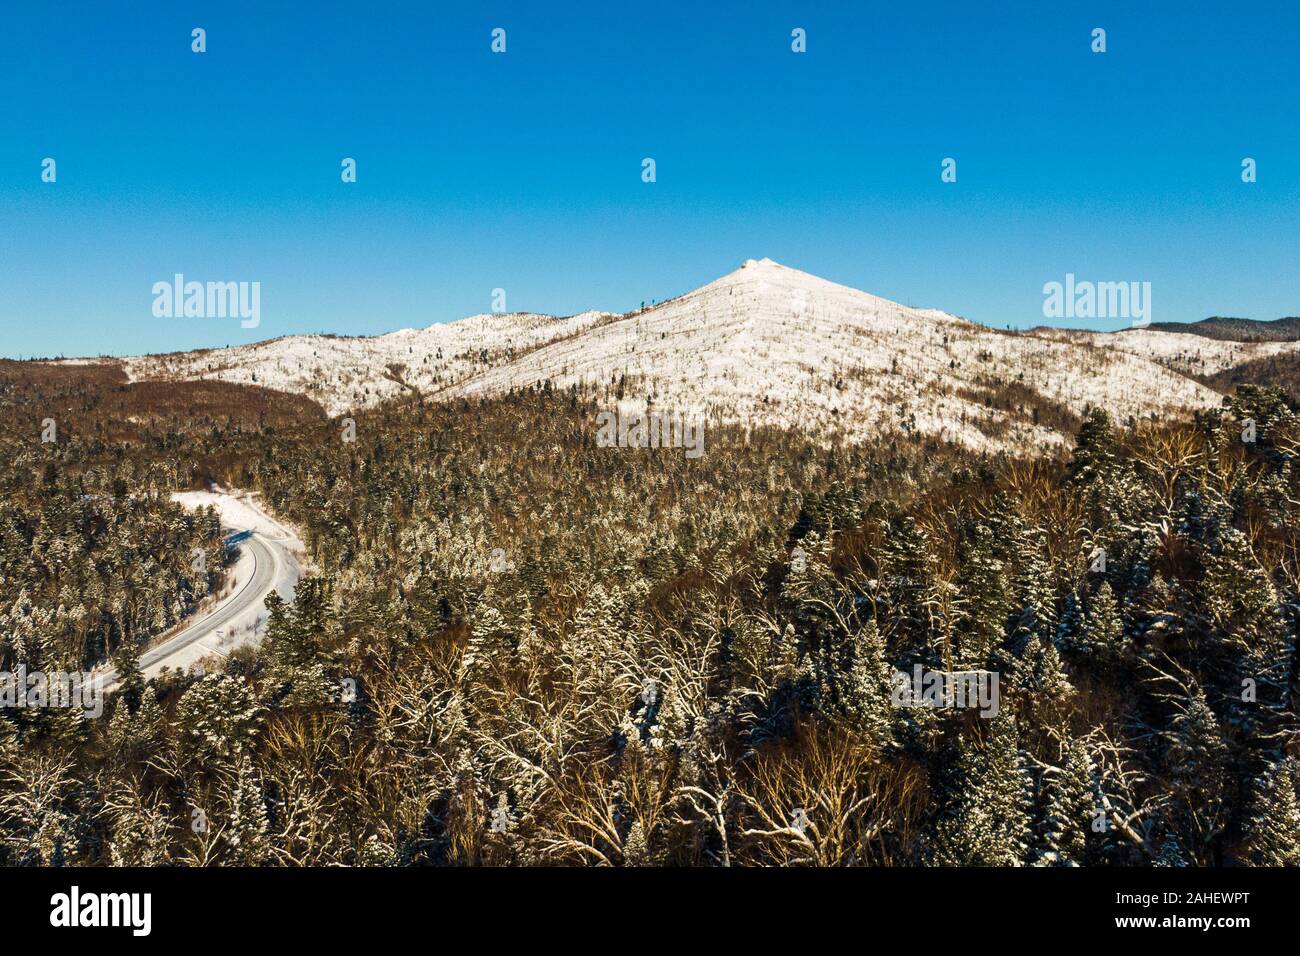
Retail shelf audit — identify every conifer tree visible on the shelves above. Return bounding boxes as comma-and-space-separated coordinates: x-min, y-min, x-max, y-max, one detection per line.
1227, 384, 1296, 452
1201, 527, 1291, 712
880, 516, 938, 665
463, 599, 515, 687
263, 580, 338, 708
623, 820, 650, 866
1164, 686, 1229, 862
931, 711, 1031, 866
1243, 758, 1300, 866
110, 637, 145, 714
1065, 409, 1118, 487
1074, 581, 1124, 668
220, 753, 270, 866
134, 685, 163, 738
1153, 832, 1189, 867
105, 788, 172, 866
1055, 588, 1084, 651
1022, 636, 1074, 703
839, 619, 895, 752
175, 674, 264, 765
954, 524, 1011, 668
1033, 739, 1092, 865
1008, 528, 1056, 647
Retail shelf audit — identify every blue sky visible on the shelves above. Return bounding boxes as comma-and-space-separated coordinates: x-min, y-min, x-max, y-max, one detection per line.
2, 1, 1298, 358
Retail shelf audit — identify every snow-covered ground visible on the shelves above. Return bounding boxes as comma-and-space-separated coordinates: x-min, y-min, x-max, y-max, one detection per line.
444, 258, 1230, 451
172, 487, 304, 549
115, 259, 1299, 453
1039, 326, 1297, 377
124, 309, 614, 413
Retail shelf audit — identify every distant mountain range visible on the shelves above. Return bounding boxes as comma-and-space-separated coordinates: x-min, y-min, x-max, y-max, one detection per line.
67, 259, 1300, 453
1143, 316, 1300, 342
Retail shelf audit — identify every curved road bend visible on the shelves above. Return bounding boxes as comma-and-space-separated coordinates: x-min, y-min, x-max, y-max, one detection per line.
93, 532, 282, 694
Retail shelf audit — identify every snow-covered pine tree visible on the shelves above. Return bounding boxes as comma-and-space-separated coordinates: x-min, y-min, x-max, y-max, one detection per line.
220, 753, 271, 866
1164, 685, 1230, 862
1075, 581, 1125, 669
1243, 757, 1300, 866
175, 673, 264, 765
953, 523, 1011, 668
1065, 408, 1119, 487
1033, 738, 1092, 866
931, 711, 1032, 866
880, 515, 939, 666
463, 597, 516, 687
1153, 832, 1190, 867
1022, 636, 1074, 704
838, 618, 895, 753
1200, 526, 1292, 717
263, 579, 339, 708
110, 636, 145, 714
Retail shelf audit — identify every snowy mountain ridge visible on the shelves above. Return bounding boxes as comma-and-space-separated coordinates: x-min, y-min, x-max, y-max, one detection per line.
120, 258, 1297, 453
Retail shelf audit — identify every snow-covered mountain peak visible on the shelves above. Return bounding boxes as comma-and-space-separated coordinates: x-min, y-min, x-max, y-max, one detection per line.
115, 261, 1298, 454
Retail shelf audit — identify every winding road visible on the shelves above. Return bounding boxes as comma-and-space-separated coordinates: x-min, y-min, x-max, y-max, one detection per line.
92, 494, 302, 694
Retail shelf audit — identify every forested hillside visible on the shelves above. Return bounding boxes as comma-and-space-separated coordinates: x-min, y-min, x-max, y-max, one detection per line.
0, 359, 1297, 866
1147, 316, 1300, 343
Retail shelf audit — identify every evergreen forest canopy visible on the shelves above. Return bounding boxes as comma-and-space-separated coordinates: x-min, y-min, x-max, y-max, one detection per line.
0, 358, 1297, 867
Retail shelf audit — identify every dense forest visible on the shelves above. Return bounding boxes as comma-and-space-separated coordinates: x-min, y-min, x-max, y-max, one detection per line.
0, 359, 1297, 866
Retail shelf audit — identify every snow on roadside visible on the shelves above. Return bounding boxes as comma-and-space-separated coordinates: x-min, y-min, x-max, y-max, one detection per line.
171, 487, 305, 551
149, 487, 307, 674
